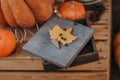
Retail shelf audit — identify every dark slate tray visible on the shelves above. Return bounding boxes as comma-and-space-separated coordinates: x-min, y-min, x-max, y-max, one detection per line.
43, 19, 98, 71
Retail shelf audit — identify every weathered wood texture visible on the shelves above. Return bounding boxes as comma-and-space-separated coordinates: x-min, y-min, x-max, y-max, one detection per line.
0, 72, 107, 80
0, 0, 111, 80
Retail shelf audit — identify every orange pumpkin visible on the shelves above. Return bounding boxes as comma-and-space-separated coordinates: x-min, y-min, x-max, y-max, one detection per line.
59, 1, 86, 20
114, 32, 120, 69
50, 0, 55, 5
0, 1, 7, 27
0, 0, 53, 28
0, 29, 16, 57
7, 0, 36, 28
25, 0, 53, 22
1, 0, 18, 28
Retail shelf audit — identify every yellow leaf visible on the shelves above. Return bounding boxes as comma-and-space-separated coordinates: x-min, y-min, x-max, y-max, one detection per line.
49, 25, 78, 45
49, 25, 63, 39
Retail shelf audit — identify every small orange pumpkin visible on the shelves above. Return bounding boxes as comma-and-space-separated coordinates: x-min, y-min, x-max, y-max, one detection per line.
0, 29, 16, 57
59, 1, 86, 20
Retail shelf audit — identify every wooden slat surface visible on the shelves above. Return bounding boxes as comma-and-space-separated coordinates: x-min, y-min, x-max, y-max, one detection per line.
0, 72, 107, 80
0, 0, 111, 80
91, 25, 109, 40
0, 60, 43, 70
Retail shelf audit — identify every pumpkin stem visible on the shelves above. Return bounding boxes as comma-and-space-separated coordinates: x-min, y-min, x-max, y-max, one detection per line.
70, 1, 75, 8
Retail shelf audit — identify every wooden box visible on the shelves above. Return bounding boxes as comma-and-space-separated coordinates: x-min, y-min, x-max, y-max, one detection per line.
43, 19, 99, 71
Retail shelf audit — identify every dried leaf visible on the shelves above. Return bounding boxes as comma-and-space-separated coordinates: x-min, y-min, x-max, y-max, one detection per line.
49, 25, 77, 45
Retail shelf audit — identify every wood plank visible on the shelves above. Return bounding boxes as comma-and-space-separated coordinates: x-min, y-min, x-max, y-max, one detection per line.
0, 72, 107, 80
62, 59, 107, 71
100, 12, 110, 21
89, 11, 109, 25
0, 57, 107, 71
0, 58, 107, 71
91, 25, 109, 40
0, 60, 43, 70
89, 20, 108, 25
96, 41, 108, 58
105, 0, 110, 5
106, 0, 112, 79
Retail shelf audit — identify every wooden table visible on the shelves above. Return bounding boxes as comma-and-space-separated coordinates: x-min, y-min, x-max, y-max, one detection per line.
0, 0, 111, 80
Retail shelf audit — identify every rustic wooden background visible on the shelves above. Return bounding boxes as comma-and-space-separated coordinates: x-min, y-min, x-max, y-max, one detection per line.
0, 0, 112, 80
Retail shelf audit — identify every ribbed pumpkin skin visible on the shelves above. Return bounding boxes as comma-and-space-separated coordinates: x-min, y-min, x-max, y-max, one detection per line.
0, 1, 7, 27
51, 0, 55, 5
8, 0, 36, 28
59, 1, 86, 20
1, 0, 18, 28
0, 0, 54, 28
25, 0, 53, 22
0, 29, 16, 57
114, 32, 120, 69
